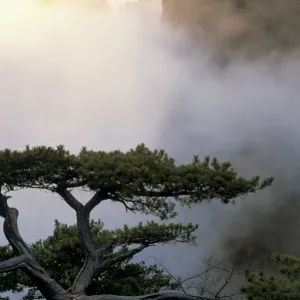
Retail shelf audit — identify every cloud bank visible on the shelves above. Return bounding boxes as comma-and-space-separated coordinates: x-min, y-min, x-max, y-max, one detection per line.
159, 0, 300, 285
1, 1, 300, 297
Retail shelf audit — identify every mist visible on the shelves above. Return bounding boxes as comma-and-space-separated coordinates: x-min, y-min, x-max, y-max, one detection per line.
1, 0, 300, 298
159, 0, 300, 287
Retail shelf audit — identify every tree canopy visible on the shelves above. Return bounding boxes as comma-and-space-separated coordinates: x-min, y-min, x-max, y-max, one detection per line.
0, 144, 273, 300
242, 253, 300, 300
0, 220, 188, 299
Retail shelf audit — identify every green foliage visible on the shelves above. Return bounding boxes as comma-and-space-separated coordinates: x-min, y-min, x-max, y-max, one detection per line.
241, 253, 300, 299
0, 220, 189, 299
0, 246, 23, 294
88, 262, 178, 296
0, 144, 273, 299
0, 144, 273, 220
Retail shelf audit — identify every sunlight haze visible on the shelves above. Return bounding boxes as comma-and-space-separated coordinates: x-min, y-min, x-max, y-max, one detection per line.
107, 0, 139, 9
1, 0, 300, 299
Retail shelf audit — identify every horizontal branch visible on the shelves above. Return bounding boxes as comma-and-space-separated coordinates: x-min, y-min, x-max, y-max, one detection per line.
83, 292, 211, 300
136, 191, 190, 198
134, 188, 261, 200
97, 244, 148, 275
0, 255, 26, 273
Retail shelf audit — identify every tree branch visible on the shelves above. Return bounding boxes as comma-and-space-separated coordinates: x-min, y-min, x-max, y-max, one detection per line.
72, 235, 149, 295
83, 292, 212, 300
0, 195, 32, 258
213, 261, 236, 299
95, 239, 117, 257
71, 192, 117, 295
85, 191, 108, 213
152, 256, 188, 294
72, 237, 120, 295
149, 256, 221, 296
96, 244, 148, 276
0, 255, 26, 273
71, 205, 98, 295
4, 210, 32, 258
55, 188, 110, 295
132, 183, 268, 201
55, 187, 103, 295
55, 187, 83, 211
0, 194, 10, 217
0, 194, 70, 300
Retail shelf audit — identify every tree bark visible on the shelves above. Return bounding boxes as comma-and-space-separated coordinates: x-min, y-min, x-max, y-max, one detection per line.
82, 293, 211, 300
0, 193, 213, 300
53, 190, 214, 300
0, 255, 26, 272
0, 194, 71, 300
56, 189, 114, 295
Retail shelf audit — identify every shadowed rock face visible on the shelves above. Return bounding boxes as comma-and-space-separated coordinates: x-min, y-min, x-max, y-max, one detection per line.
161, 0, 300, 62
160, 0, 300, 291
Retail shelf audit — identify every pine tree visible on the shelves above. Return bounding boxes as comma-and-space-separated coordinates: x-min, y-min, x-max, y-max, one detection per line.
242, 253, 300, 300
0, 144, 273, 300
0, 219, 190, 299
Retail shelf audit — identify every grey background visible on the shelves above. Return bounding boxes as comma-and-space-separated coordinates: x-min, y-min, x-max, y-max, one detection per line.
1, 0, 300, 298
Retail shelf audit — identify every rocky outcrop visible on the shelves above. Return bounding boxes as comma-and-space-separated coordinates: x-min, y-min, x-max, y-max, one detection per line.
161, 0, 300, 62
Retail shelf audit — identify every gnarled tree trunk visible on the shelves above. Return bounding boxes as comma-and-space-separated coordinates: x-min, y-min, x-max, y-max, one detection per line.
0, 193, 210, 300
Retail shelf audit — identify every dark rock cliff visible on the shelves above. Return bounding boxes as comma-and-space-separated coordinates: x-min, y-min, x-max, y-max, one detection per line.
161, 0, 300, 62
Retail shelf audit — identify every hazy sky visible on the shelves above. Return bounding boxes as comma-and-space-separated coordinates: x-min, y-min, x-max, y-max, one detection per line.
1, 1, 300, 299
107, 0, 139, 9
0, 0, 199, 291
0, 0, 167, 238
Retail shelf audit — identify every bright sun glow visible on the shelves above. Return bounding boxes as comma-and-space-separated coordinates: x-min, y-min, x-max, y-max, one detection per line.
0, 0, 34, 23
0, 0, 22, 9
0, 0, 139, 12
107, 0, 125, 9
107, 0, 139, 9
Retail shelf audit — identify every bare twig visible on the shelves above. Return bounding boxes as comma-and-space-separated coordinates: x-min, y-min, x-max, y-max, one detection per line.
150, 255, 244, 300
214, 260, 236, 299
151, 256, 188, 294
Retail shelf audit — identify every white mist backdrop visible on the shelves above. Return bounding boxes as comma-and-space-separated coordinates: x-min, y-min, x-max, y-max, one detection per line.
1, 0, 300, 298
